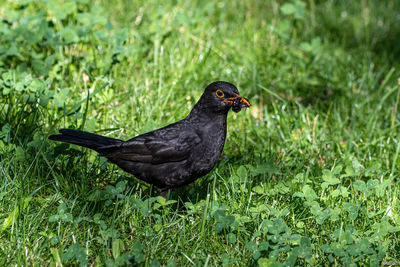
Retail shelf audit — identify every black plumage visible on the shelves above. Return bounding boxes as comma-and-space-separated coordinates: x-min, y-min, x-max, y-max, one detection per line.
49, 81, 250, 197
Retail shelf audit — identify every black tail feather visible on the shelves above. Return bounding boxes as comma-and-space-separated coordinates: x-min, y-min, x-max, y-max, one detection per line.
48, 129, 122, 151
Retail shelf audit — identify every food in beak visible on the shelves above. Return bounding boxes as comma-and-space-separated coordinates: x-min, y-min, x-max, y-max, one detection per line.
231, 95, 251, 113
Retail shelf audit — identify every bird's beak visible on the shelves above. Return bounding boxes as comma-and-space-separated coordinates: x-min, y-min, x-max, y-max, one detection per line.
223, 94, 251, 113
223, 94, 251, 108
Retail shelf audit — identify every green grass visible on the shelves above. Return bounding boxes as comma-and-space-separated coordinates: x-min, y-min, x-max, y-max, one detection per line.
1, 0, 400, 265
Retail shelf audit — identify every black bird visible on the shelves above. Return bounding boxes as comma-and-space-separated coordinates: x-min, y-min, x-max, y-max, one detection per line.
49, 81, 250, 197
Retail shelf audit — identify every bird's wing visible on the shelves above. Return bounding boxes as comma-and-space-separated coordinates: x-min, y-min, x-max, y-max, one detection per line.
98, 130, 201, 164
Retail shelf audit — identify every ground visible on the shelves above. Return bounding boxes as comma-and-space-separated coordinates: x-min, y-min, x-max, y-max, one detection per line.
0, 0, 399, 265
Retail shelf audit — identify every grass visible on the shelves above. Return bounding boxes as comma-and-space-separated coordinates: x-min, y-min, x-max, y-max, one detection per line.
0, 0, 400, 265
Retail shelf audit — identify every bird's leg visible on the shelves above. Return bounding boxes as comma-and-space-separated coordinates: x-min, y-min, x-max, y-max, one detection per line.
160, 189, 172, 199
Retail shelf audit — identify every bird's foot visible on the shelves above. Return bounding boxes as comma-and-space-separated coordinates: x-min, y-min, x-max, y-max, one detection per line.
160, 189, 172, 199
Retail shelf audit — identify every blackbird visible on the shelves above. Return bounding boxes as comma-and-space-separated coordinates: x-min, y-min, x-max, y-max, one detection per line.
49, 81, 250, 197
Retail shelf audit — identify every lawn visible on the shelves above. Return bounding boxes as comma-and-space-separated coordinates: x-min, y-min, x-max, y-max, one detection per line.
1, 0, 400, 265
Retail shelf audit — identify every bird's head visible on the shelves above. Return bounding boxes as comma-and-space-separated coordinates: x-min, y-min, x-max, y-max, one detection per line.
199, 81, 251, 114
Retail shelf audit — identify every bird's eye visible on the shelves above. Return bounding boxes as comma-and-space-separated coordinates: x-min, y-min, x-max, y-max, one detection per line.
216, 90, 224, 98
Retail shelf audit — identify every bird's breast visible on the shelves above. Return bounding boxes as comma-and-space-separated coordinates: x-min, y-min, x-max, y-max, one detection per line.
189, 118, 227, 177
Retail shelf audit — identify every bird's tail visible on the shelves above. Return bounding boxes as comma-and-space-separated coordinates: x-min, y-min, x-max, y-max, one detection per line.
48, 129, 122, 151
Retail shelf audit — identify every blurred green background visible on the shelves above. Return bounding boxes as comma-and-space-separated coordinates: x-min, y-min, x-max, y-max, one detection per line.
0, 0, 399, 265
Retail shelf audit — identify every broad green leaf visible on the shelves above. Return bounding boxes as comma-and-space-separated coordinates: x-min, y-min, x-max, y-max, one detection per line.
29, 79, 44, 93
132, 241, 145, 264
64, 1, 77, 15
48, 215, 59, 222
57, 202, 67, 214
236, 165, 247, 180
353, 180, 371, 196
28, 132, 44, 148
1, 197, 31, 232
62, 243, 88, 266
53, 88, 69, 107
115, 181, 126, 193
303, 185, 318, 201
156, 196, 166, 206
60, 213, 73, 222
343, 202, 360, 220
227, 233, 236, 243
280, 3, 296, 15
1, 207, 19, 232
60, 26, 79, 43
367, 179, 379, 190
112, 238, 124, 259
249, 204, 268, 214
47, 0, 76, 20
15, 81, 25, 92
15, 146, 25, 161
246, 241, 257, 251
150, 259, 160, 267
258, 257, 281, 267
321, 169, 341, 189
372, 217, 400, 239
116, 28, 129, 46
252, 185, 264, 194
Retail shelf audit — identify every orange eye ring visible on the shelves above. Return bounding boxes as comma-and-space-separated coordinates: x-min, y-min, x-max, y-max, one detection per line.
216, 90, 224, 98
